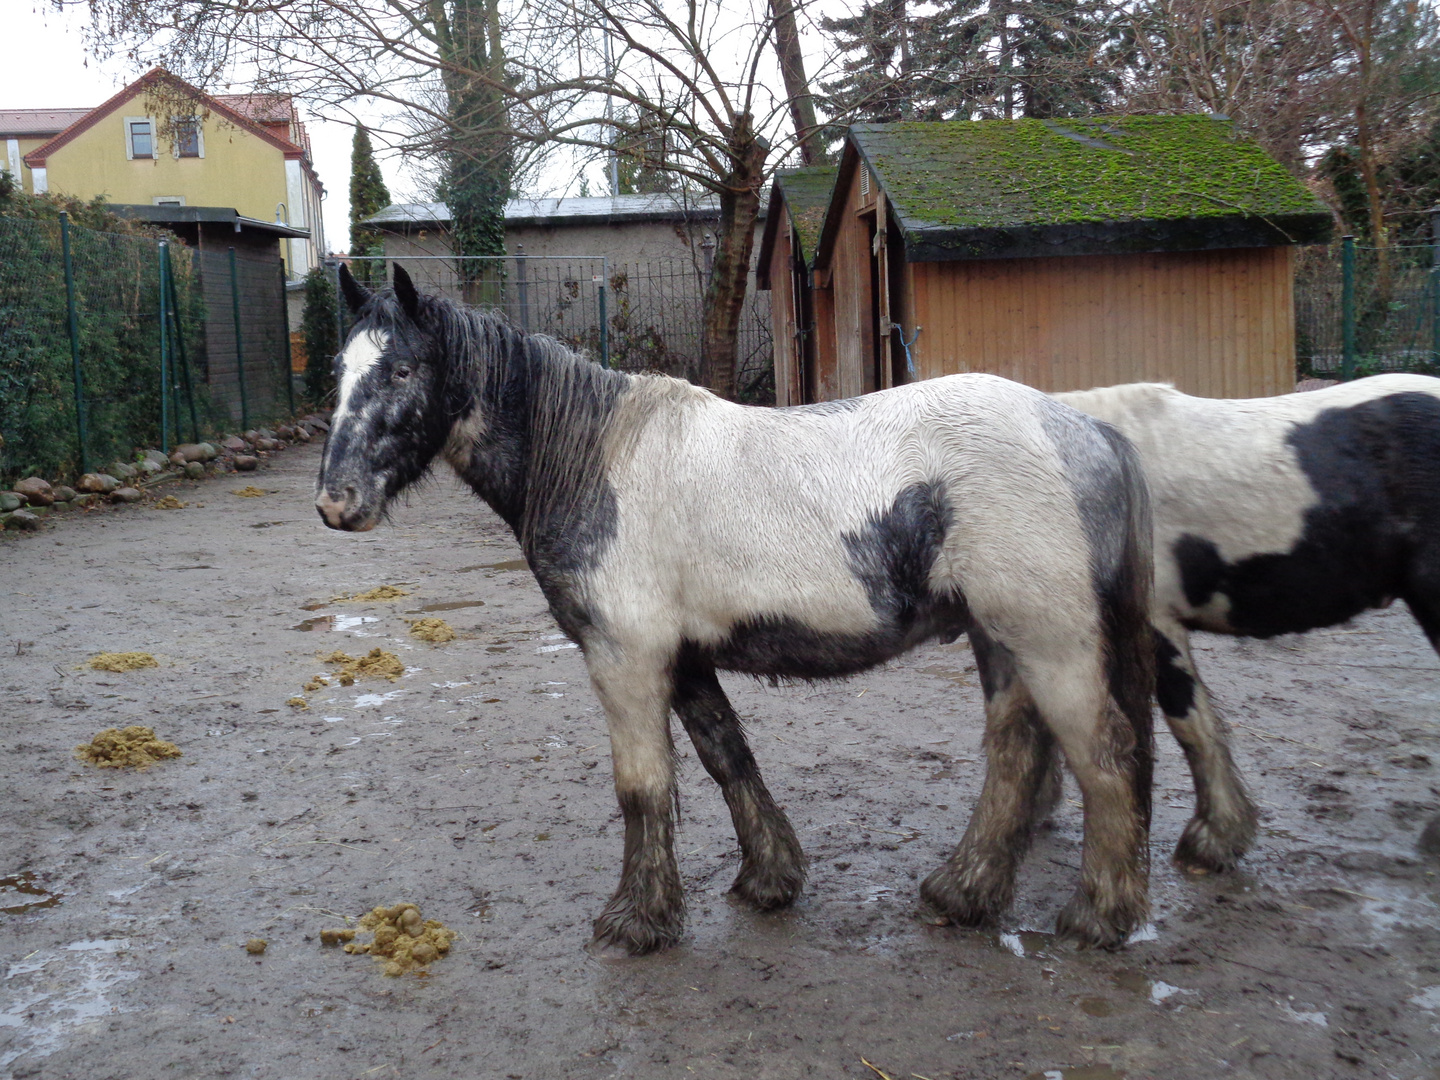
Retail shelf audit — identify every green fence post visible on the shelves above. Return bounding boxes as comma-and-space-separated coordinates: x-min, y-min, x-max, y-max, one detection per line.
59, 211, 91, 474
1341, 235, 1357, 380
279, 263, 295, 416
159, 241, 172, 454
230, 247, 250, 430
597, 260, 609, 369
164, 244, 199, 443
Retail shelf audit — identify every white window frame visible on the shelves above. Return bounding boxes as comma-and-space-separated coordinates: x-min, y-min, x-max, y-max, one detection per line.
171, 116, 204, 159
152, 196, 186, 207
124, 116, 156, 161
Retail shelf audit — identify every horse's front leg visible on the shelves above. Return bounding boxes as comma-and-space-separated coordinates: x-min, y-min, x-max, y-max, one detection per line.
921, 626, 1055, 927
1154, 616, 1257, 872
671, 647, 806, 910
586, 645, 684, 957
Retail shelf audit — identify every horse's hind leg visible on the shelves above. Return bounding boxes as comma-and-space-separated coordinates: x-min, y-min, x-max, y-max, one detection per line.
671, 648, 806, 909
921, 627, 1056, 928
585, 646, 685, 957
1023, 645, 1151, 948
1155, 617, 1258, 872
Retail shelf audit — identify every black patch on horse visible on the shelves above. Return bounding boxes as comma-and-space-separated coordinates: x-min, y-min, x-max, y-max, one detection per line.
703, 483, 968, 680
1154, 634, 1196, 718
1174, 391, 1440, 637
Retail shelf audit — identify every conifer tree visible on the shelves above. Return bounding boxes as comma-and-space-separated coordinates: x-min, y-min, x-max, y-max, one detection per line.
348, 124, 391, 287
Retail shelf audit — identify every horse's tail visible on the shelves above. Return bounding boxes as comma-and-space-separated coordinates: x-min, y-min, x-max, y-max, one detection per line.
1096, 424, 1156, 828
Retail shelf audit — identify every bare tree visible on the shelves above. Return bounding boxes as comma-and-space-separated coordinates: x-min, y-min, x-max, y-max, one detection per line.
70, 0, 842, 398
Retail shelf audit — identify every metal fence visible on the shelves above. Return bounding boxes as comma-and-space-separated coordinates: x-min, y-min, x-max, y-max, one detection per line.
1296, 236, 1440, 378
0, 210, 295, 485
349, 254, 774, 400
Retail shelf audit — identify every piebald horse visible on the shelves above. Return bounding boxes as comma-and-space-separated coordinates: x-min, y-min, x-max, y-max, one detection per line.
1059, 376, 1440, 869
316, 266, 1156, 955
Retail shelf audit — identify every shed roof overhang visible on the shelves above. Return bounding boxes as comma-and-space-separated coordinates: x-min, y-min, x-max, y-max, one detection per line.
814, 117, 1334, 269
111, 204, 311, 238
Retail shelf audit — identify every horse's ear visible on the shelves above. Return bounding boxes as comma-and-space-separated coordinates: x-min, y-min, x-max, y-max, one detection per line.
392, 264, 421, 323
338, 263, 370, 315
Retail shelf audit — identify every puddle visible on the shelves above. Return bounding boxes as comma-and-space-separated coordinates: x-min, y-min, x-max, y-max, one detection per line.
920, 664, 972, 686
407, 599, 485, 613
292, 615, 380, 634
0, 938, 138, 1069
457, 559, 529, 573
300, 601, 329, 611
1278, 1001, 1327, 1026
250, 521, 287, 529
1028, 1068, 1126, 1080
997, 930, 1056, 958
0, 874, 62, 915
1077, 997, 1115, 1017
1111, 970, 1194, 1006
487, 646, 512, 654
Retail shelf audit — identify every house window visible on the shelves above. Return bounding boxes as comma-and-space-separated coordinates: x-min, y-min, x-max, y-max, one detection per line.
128, 120, 154, 159
175, 119, 201, 158
153, 196, 185, 207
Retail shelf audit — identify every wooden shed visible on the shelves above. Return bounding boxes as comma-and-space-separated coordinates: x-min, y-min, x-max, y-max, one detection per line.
807, 116, 1333, 398
756, 166, 838, 405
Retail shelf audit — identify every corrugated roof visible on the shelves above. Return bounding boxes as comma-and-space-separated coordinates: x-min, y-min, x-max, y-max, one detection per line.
110, 203, 311, 238
368, 192, 726, 229
844, 115, 1333, 261
0, 108, 92, 138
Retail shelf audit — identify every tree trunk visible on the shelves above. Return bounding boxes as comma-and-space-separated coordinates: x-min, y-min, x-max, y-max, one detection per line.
700, 182, 763, 399
771, 0, 824, 165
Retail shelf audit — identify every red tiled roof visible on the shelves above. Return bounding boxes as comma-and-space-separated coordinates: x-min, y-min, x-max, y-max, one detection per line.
0, 109, 92, 138
23, 68, 310, 167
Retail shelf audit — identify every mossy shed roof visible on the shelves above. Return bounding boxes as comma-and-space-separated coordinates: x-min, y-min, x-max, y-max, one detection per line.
823, 116, 1333, 263
756, 166, 838, 288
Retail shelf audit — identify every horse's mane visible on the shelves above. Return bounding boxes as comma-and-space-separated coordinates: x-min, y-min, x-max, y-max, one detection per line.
373, 287, 641, 562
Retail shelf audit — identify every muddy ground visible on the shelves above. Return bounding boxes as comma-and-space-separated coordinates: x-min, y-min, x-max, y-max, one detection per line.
2, 440, 1439, 1080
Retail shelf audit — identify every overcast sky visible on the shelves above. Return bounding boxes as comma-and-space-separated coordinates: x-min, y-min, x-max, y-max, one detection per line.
3, 1, 841, 255
1, 1, 408, 254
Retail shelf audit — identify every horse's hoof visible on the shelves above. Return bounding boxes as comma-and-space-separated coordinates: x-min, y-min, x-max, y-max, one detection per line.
729, 860, 805, 911
1173, 814, 1254, 873
589, 903, 683, 957
918, 865, 1006, 928
1055, 889, 1144, 950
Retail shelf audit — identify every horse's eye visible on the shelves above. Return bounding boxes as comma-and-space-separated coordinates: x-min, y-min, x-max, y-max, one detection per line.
392, 366, 412, 383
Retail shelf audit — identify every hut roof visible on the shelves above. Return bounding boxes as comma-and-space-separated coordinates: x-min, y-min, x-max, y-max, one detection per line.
756, 165, 838, 289
820, 115, 1333, 263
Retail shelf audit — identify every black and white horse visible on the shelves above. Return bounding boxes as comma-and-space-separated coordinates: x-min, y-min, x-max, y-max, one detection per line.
316, 266, 1156, 955
1058, 376, 1440, 870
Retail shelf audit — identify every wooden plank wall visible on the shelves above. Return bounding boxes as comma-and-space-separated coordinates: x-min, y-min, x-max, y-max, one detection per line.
767, 206, 798, 407
196, 246, 290, 424
908, 246, 1295, 397
828, 164, 877, 400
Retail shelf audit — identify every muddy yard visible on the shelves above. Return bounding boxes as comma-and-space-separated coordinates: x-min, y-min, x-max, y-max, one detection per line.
2, 441, 1439, 1080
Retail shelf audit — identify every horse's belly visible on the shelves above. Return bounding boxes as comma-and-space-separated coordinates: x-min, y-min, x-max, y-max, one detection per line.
707, 604, 969, 680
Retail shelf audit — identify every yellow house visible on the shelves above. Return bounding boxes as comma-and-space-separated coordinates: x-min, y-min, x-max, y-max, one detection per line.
18, 68, 327, 275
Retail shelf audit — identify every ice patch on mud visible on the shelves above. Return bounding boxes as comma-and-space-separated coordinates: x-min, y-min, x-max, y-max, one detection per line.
1278, 1001, 1328, 1026
0, 938, 138, 1070
1409, 986, 1440, 1010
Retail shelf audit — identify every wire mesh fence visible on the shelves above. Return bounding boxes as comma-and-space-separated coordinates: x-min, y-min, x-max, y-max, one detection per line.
350, 254, 774, 401
1296, 240, 1440, 378
0, 211, 298, 486
196, 247, 294, 430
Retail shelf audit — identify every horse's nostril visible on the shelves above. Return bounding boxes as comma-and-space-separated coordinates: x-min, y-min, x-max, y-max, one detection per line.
343, 485, 358, 506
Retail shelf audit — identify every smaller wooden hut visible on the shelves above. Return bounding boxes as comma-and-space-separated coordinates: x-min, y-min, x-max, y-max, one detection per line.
808, 116, 1333, 398
756, 166, 838, 405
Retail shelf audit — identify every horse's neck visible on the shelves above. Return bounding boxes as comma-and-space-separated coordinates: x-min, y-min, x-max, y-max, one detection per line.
449, 334, 629, 551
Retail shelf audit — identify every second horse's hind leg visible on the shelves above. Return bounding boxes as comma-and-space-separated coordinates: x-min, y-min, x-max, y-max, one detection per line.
671, 648, 806, 909
921, 628, 1056, 928
1154, 617, 1257, 872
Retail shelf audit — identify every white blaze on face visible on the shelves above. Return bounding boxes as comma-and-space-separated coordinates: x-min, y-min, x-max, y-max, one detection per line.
332, 329, 390, 423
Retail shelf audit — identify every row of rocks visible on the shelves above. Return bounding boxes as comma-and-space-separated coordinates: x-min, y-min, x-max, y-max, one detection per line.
1, 413, 331, 531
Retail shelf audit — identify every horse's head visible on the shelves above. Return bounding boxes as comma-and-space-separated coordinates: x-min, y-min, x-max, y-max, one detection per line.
315, 264, 455, 531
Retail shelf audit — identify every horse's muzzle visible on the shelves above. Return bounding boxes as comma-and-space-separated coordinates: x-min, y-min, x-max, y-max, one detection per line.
315, 488, 378, 532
